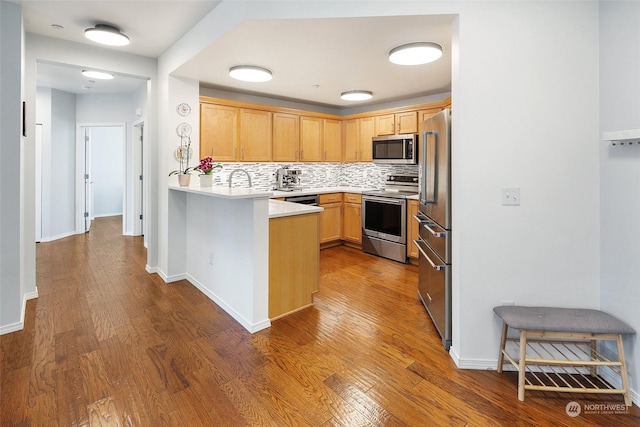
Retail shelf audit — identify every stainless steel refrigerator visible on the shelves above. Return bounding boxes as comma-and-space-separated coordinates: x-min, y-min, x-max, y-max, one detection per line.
414, 109, 452, 350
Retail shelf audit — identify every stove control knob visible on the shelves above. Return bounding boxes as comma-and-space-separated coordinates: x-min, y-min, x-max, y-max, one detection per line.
413, 177, 418, 182
389, 176, 395, 180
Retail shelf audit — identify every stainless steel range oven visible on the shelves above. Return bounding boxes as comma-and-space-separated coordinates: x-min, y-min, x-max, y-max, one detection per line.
362, 174, 418, 263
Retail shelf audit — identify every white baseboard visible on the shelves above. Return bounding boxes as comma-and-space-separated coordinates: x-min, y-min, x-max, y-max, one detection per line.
186, 274, 271, 333
145, 264, 157, 274
0, 287, 38, 336
39, 231, 76, 242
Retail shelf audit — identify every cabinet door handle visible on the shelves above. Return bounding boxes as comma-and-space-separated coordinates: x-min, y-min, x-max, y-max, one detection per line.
241, 147, 245, 160
300, 150, 304, 160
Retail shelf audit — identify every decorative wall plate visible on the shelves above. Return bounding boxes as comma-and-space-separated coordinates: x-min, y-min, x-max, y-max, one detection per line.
175, 145, 193, 162
176, 102, 191, 116
176, 122, 192, 137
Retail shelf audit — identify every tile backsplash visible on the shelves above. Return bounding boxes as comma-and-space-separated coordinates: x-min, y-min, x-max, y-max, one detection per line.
215, 162, 418, 190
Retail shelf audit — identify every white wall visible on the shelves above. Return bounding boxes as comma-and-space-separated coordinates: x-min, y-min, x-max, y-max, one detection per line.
89, 126, 124, 218
49, 89, 77, 239
599, 0, 640, 399
0, 1, 31, 334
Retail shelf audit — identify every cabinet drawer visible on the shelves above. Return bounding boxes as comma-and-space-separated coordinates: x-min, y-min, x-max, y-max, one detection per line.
343, 193, 361, 204
319, 193, 342, 204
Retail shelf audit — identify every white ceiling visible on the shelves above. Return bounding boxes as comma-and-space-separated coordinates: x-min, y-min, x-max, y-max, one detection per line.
17, 1, 453, 108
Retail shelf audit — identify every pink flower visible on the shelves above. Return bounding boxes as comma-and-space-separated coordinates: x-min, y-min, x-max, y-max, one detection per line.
197, 156, 220, 175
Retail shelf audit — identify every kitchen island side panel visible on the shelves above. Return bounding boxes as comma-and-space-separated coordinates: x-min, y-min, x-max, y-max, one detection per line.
184, 193, 270, 332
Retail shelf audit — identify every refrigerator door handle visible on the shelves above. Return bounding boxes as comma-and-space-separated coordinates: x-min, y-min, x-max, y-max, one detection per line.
413, 214, 446, 238
421, 130, 438, 204
413, 240, 446, 271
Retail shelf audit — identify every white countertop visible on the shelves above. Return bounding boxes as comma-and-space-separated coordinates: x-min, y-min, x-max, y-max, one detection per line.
269, 200, 323, 218
169, 184, 273, 199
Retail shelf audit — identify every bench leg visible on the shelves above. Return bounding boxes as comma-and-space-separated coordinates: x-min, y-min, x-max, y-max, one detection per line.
518, 330, 527, 401
589, 340, 598, 376
616, 334, 632, 406
497, 321, 508, 373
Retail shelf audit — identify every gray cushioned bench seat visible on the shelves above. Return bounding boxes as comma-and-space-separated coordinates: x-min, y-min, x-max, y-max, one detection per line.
493, 306, 635, 335
493, 305, 635, 405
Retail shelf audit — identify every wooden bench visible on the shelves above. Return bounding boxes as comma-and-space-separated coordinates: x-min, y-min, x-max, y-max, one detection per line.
493, 306, 635, 406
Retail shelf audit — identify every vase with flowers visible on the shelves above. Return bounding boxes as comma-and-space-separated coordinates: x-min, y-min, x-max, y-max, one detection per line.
196, 156, 222, 187
169, 134, 197, 186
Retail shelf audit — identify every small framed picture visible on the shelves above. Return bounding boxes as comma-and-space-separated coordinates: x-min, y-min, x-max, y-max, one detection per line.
22, 101, 26, 137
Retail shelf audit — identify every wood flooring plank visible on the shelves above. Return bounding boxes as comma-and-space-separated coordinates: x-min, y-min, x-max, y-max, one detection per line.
87, 396, 122, 427
28, 390, 59, 427
1, 366, 30, 426
78, 351, 113, 405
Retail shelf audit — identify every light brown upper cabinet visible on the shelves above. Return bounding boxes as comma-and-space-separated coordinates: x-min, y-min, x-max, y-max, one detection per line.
323, 118, 342, 162
343, 117, 374, 162
359, 117, 374, 162
272, 113, 300, 162
239, 108, 272, 161
299, 116, 323, 162
418, 108, 442, 123
200, 103, 238, 161
375, 111, 418, 136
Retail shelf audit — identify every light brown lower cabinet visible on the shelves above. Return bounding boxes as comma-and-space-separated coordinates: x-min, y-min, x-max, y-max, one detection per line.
269, 213, 319, 320
407, 199, 419, 259
342, 193, 362, 245
319, 193, 342, 246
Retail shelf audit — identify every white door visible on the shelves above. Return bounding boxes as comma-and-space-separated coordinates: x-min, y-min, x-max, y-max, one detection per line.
35, 124, 43, 242
83, 127, 93, 232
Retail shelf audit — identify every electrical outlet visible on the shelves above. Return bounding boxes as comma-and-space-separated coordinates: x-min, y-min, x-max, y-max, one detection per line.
208, 252, 214, 265
501, 187, 520, 206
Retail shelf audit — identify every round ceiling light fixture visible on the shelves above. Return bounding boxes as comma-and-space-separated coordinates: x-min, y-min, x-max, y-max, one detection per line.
82, 70, 114, 80
388, 42, 443, 65
340, 90, 373, 101
84, 24, 130, 46
229, 65, 273, 82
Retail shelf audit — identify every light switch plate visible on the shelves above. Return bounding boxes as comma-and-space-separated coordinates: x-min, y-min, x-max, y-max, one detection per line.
502, 187, 520, 206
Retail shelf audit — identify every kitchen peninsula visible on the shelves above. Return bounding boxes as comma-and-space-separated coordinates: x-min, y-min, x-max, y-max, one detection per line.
168, 183, 322, 332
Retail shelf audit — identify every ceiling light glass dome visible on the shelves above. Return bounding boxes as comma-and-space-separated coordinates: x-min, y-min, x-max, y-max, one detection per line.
84, 24, 130, 47
229, 65, 273, 82
388, 42, 443, 65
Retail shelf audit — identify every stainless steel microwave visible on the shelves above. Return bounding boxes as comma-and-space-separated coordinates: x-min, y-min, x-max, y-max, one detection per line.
372, 134, 418, 164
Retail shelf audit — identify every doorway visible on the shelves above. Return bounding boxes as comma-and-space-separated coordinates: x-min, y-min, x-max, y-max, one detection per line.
77, 124, 125, 233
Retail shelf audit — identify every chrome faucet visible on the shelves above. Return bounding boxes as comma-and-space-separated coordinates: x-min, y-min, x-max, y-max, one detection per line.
228, 169, 252, 188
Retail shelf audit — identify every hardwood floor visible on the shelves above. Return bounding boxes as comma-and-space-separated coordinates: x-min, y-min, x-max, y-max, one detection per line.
1, 215, 638, 426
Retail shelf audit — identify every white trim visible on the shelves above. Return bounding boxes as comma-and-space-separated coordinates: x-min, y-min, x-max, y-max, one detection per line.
186, 274, 271, 333
0, 288, 38, 336
39, 230, 77, 242
145, 265, 157, 274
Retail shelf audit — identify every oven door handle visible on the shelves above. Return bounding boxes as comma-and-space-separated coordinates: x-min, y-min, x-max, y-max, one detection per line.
413, 240, 446, 271
362, 195, 403, 205
413, 214, 446, 238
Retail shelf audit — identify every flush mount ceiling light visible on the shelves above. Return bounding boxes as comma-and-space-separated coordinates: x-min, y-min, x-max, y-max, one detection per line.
340, 90, 373, 101
82, 70, 114, 80
388, 42, 443, 65
229, 65, 272, 82
84, 24, 130, 46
